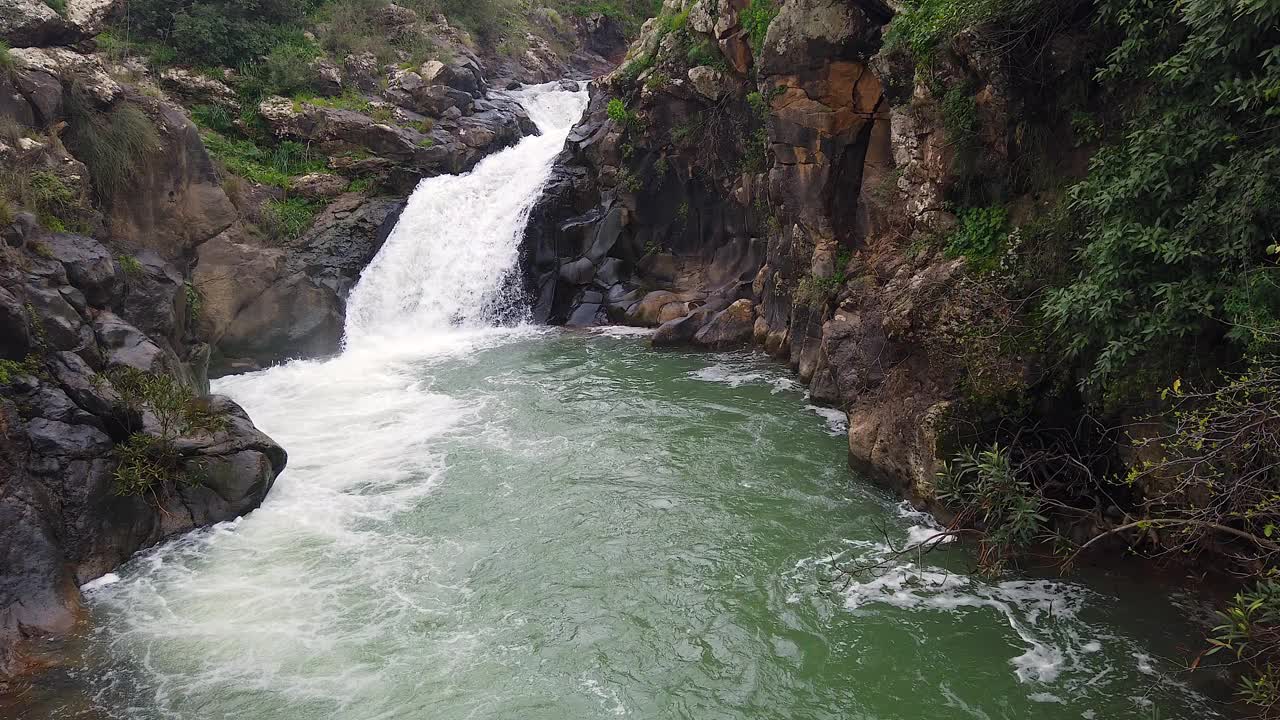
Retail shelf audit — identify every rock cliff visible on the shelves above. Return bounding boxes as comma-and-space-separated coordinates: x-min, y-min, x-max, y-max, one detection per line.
520, 0, 1092, 500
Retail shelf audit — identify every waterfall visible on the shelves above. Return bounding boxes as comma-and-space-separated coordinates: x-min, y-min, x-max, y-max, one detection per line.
342, 82, 588, 343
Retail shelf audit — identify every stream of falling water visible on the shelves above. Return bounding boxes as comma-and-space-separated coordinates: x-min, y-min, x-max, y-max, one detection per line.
70, 83, 1231, 720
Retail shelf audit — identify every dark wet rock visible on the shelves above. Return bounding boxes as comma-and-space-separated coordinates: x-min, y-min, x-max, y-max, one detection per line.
559, 257, 595, 286
284, 195, 405, 299
41, 234, 118, 307
0, 286, 30, 360
566, 302, 602, 327
93, 311, 167, 373
119, 251, 186, 345
652, 305, 720, 347
693, 299, 755, 349
1, 226, 286, 676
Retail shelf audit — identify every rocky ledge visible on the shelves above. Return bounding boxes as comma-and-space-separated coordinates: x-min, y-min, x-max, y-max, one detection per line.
0, 217, 286, 677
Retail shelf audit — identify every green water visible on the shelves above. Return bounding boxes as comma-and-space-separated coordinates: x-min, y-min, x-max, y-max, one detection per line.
76, 330, 1226, 719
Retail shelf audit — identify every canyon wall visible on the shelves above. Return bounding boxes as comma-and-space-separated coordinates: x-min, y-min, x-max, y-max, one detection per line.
521, 0, 1096, 504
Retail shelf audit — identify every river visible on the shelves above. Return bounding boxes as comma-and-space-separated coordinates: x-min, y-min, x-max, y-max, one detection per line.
68, 82, 1226, 720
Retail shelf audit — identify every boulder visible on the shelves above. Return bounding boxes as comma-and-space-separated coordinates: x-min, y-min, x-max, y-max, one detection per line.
693, 299, 755, 349
377, 3, 418, 29
107, 105, 237, 261
92, 311, 166, 373
41, 233, 119, 307
193, 229, 286, 344
343, 52, 381, 93
218, 274, 344, 366
0, 286, 30, 360
290, 172, 348, 200
283, 195, 404, 298
119, 250, 185, 344
311, 58, 343, 97
0, 0, 71, 47
10, 47, 119, 105
652, 305, 719, 347
159, 68, 238, 109
687, 66, 729, 100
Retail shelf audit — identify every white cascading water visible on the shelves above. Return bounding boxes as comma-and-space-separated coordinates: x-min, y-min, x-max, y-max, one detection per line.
79, 83, 591, 717
344, 84, 589, 341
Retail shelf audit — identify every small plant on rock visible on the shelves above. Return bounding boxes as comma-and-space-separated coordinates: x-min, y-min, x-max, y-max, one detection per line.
104, 367, 226, 498
118, 254, 144, 276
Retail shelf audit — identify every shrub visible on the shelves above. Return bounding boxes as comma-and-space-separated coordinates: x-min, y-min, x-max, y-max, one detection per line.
606, 97, 642, 131
27, 171, 81, 230
936, 443, 1047, 573
202, 132, 325, 188
0, 355, 41, 385
105, 367, 226, 498
945, 206, 1007, 271
42, 0, 66, 16
1044, 0, 1280, 385
124, 0, 311, 68
190, 103, 235, 134
740, 127, 769, 174
346, 177, 375, 193
740, 0, 778, 53
264, 41, 318, 96
185, 282, 202, 325
0, 40, 14, 78
940, 84, 980, 197
117, 254, 143, 275
618, 54, 653, 85
666, 7, 690, 33
1208, 578, 1280, 713
63, 90, 160, 201
686, 38, 726, 69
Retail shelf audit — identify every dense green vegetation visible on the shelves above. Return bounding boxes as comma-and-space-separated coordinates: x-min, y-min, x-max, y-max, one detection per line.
1045, 0, 1280, 385
882, 0, 1280, 712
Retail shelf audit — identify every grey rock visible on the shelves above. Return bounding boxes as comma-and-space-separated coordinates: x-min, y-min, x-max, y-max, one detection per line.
559, 257, 595, 286
42, 233, 120, 307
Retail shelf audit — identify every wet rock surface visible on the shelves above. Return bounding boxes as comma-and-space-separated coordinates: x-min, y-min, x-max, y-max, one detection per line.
0, 227, 285, 677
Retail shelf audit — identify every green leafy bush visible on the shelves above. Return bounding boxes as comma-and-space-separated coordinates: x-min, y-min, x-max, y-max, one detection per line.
123, 0, 313, 68
0, 355, 42, 385
1044, 0, 1280, 385
191, 104, 235, 134
202, 132, 325, 188
105, 367, 227, 498
1208, 578, 1280, 712
686, 38, 726, 69
118, 255, 144, 275
42, 0, 66, 16
0, 40, 14, 78
945, 206, 1007, 270
936, 444, 1047, 572
740, 0, 778, 53
607, 97, 637, 129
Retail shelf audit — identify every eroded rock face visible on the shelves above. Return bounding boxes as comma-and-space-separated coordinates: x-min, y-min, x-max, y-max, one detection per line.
197, 196, 404, 373
0, 0, 115, 48
0, 227, 285, 676
520, 0, 1049, 497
